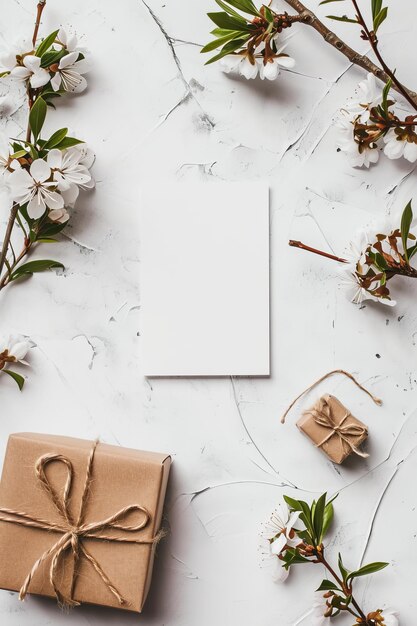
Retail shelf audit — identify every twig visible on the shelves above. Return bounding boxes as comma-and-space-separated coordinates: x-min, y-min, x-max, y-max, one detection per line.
281, 0, 417, 107
288, 240, 348, 263
0, 0, 47, 281
350, 0, 417, 113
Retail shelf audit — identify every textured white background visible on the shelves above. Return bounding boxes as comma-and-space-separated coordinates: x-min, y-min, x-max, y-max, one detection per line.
1, 0, 417, 624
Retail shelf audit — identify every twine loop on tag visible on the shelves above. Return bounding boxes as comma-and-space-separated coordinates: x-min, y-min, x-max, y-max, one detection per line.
0, 441, 162, 608
305, 395, 369, 458
280, 369, 382, 424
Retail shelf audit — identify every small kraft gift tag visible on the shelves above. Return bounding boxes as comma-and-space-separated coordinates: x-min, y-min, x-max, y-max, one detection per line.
280, 369, 382, 464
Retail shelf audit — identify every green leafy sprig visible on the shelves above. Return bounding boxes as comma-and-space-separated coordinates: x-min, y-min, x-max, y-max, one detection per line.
271, 493, 390, 625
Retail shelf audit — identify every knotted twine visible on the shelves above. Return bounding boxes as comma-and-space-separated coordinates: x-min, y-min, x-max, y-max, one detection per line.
280, 369, 382, 458
305, 395, 369, 458
0, 440, 162, 608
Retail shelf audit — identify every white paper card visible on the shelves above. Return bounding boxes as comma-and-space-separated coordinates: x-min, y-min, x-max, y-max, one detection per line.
140, 182, 270, 376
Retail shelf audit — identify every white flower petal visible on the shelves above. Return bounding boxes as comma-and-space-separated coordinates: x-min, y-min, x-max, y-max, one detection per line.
44, 190, 64, 210
30, 68, 50, 88
277, 55, 295, 69
270, 532, 287, 555
22, 55, 41, 71
50, 72, 61, 91
403, 141, 417, 163
10, 66, 31, 80
47, 148, 63, 170
239, 57, 258, 80
58, 51, 79, 69
220, 55, 242, 73
27, 193, 47, 219
30, 158, 51, 183
9, 340, 30, 361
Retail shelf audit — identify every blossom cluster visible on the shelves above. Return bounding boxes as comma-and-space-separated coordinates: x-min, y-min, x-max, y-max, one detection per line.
338, 74, 417, 168
0, 26, 94, 290
260, 494, 398, 626
0, 29, 89, 94
339, 202, 417, 307
0, 333, 32, 390
202, 0, 296, 81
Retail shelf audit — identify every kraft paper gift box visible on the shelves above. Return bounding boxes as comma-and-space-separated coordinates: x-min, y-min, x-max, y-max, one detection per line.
0, 433, 171, 612
296, 394, 369, 464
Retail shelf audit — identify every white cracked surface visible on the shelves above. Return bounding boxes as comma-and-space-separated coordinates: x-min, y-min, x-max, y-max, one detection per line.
0, 0, 417, 624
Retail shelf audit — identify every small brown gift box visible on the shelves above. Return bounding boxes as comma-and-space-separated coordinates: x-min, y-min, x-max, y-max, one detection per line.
296, 394, 368, 464
0, 433, 171, 612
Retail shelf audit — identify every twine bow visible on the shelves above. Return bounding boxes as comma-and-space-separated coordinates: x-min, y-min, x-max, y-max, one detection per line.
305, 396, 369, 458
0, 440, 161, 608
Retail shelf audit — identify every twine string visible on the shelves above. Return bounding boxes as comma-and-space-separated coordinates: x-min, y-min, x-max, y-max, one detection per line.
305, 396, 369, 458
0, 440, 161, 608
280, 369, 382, 424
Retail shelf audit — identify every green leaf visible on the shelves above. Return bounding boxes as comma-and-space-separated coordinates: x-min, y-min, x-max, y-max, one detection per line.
408, 243, 417, 260
347, 561, 388, 581
37, 221, 68, 237
312, 492, 327, 544
322, 501, 334, 538
372, 0, 383, 19
43, 128, 68, 150
374, 6, 388, 32
3, 369, 25, 390
326, 14, 358, 23
226, 0, 260, 16
401, 200, 413, 263
207, 11, 255, 31
201, 31, 243, 53
10, 149, 28, 159
10, 259, 64, 282
316, 579, 339, 592
215, 0, 247, 21
319, 0, 346, 4
35, 30, 59, 57
40, 48, 66, 68
205, 37, 249, 65
29, 96, 47, 141
53, 136, 84, 149
338, 553, 350, 582
283, 495, 314, 537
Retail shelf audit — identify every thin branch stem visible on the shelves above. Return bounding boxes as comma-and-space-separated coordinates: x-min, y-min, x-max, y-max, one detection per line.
350, 0, 417, 113
0, 241, 32, 291
0, 0, 47, 283
288, 240, 348, 263
281, 0, 417, 107
316, 551, 367, 622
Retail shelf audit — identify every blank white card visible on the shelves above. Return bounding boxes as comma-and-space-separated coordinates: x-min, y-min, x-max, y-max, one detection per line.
140, 182, 270, 376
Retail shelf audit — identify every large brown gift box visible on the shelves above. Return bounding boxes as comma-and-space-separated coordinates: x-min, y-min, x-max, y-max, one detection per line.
0, 433, 171, 612
296, 394, 368, 464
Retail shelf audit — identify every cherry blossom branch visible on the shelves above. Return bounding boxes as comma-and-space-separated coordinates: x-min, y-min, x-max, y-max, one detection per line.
288, 240, 348, 263
281, 0, 417, 107
0, 0, 47, 281
350, 0, 417, 112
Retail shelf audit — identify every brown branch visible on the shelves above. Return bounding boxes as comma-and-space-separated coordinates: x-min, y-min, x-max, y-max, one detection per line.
289, 240, 348, 263
0, 240, 32, 291
281, 0, 417, 108
0, 0, 47, 282
351, 0, 417, 113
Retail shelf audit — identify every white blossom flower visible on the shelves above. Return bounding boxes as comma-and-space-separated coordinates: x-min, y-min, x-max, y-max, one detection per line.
0, 334, 31, 367
338, 267, 396, 307
8, 158, 64, 219
56, 28, 79, 53
48, 208, 69, 223
260, 504, 300, 583
10, 55, 50, 89
47, 147, 92, 190
220, 52, 259, 79
50, 51, 89, 93
336, 116, 380, 168
312, 591, 330, 625
259, 47, 295, 81
46, 146, 94, 207
383, 129, 417, 163
344, 73, 383, 123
